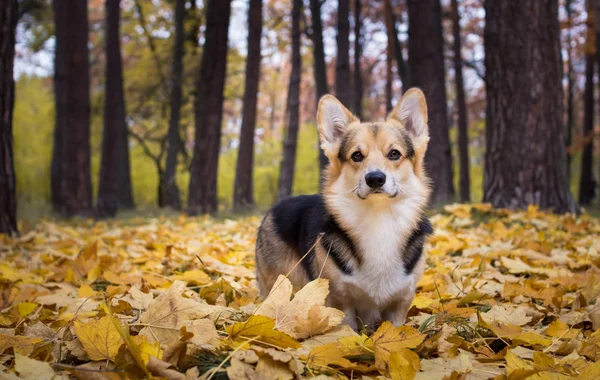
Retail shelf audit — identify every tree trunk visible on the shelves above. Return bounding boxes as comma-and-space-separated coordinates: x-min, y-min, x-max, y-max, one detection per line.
0, 0, 18, 235
407, 0, 454, 205
386, 35, 393, 113
595, 0, 600, 200
386, 0, 410, 92
234, 0, 263, 211
97, 0, 134, 217
451, 0, 470, 203
188, 0, 232, 215
580, 2, 595, 205
385, 0, 395, 113
484, 0, 577, 213
353, 0, 363, 118
52, 0, 92, 217
335, 0, 351, 107
565, 0, 574, 181
278, 0, 302, 200
309, 0, 329, 177
163, 0, 185, 210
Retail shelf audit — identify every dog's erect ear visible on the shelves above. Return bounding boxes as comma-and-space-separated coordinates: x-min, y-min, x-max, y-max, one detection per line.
387, 88, 429, 138
317, 95, 358, 145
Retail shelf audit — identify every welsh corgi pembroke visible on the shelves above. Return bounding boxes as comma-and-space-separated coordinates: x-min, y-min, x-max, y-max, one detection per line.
255, 88, 433, 329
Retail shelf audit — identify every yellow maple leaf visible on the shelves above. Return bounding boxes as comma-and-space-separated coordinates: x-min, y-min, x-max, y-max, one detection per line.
255, 275, 345, 339
545, 319, 581, 340
512, 331, 552, 348
226, 315, 300, 349
74, 316, 123, 361
371, 321, 425, 371
389, 349, 420, 380
172, 269, 211, 285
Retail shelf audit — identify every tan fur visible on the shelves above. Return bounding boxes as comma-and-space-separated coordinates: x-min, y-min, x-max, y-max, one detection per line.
256, 88, 432, 329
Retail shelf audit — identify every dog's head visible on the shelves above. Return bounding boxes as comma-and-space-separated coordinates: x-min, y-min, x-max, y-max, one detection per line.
318, 88, 431, 204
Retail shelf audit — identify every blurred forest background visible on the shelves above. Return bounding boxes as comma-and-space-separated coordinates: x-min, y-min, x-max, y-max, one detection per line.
0, 0, 598, 232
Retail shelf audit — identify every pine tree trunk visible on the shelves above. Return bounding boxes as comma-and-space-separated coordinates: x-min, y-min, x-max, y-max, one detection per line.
484, 0, 577, 213
451, 0, 470, 203
0, 0, 18, 235
580, 2, 595, 206
309, 0, 329, 177
163, 0, 185, 210
278, 0, 302, 200
188, 0, 232, 215
353, 0, 363, 118
565, 0, 574, 181
336, 0, 351, 106
385, 0, 395, 112
386, 0, 410, 92
52, 0, 92, 217
234, 0, 263, 211
97, 0, 134, 217
407, 0, 454, 205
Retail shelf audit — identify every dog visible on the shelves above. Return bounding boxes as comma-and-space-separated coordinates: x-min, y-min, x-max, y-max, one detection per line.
255, 88, 433, 329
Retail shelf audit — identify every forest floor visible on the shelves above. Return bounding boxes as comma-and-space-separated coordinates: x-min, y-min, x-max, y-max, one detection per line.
1, 204, 600, 379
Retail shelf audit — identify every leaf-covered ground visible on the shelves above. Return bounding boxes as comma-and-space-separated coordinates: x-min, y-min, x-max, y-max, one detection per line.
1, 204, 600, 379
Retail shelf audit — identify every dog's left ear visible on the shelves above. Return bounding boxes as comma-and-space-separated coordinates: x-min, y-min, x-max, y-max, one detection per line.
387, 88, 429, 140
317, 95, 358, 149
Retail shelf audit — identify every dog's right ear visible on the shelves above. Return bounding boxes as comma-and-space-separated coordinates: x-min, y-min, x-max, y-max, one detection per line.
317, 95, 357, 149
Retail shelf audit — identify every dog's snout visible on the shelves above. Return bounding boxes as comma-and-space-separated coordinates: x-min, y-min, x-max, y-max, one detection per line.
365, 171, 386, 189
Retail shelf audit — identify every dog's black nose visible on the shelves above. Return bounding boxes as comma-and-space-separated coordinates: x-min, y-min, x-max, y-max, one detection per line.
365, 171, 386, 189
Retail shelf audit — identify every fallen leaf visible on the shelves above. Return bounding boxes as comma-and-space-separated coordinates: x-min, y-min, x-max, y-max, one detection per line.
74, 316, 123, 361
255, 275, 345, 339
226, 315, 300, 349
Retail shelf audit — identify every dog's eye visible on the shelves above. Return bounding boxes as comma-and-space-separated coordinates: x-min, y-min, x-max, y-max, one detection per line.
387, 149, 401, 161
351, 151, 364, 162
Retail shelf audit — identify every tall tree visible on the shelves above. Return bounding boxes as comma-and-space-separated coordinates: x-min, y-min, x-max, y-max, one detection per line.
233, 0, 262, 211
234, 0, 263, 211
336, 0, 351, 107
484, 0, 577, 213
51, 0, 92, 216
97, 0, 134, 217
309, 0, 329, 173
163, 0, 186, 209
0, 0, 18, 235
353, 0, 363, 118
451, 0, 470, 203
278, 0, 302, 200
580, 0, 595, 205
385, 0, 410, 91
188, 0, 232, 215
565, 0, 574, 180
407, 0, 454, 205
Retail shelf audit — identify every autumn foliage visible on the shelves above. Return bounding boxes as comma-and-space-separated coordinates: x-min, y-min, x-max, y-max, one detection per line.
0, 204, 600, 378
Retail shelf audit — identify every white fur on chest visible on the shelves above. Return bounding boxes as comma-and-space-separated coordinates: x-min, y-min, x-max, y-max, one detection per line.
336, 196, 423, 307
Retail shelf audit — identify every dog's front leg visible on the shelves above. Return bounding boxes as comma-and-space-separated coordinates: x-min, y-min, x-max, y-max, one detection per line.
383, 292, 415, 327
342, 307, 358, 330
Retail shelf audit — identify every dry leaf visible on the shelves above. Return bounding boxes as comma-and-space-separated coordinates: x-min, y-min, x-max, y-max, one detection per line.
14, 354, 68, 380
255, 275, 345, 339
74, 316, 123, 361
226, 315, 300, 349
371, 321, 425, 371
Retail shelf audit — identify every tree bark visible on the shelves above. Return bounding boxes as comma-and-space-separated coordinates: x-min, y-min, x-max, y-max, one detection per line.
0, 0, 18, 235
309, 0, 329, 177
385, 0, 395, 113
580, 1, 595, 205
386, 0, 410, 92
278, 0, 302, 200
52, 0, 92, 217
97, 0, 134, 217
483, 0, 577, 213
352, 0, 363, 118
234, 0, 263, 211
451, 0, 470, 203
163, 0, 185, 209
188, 0, 232, 215
336, 0, 351, 107
407, 0, 454, 205
565, 0, 574, 181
